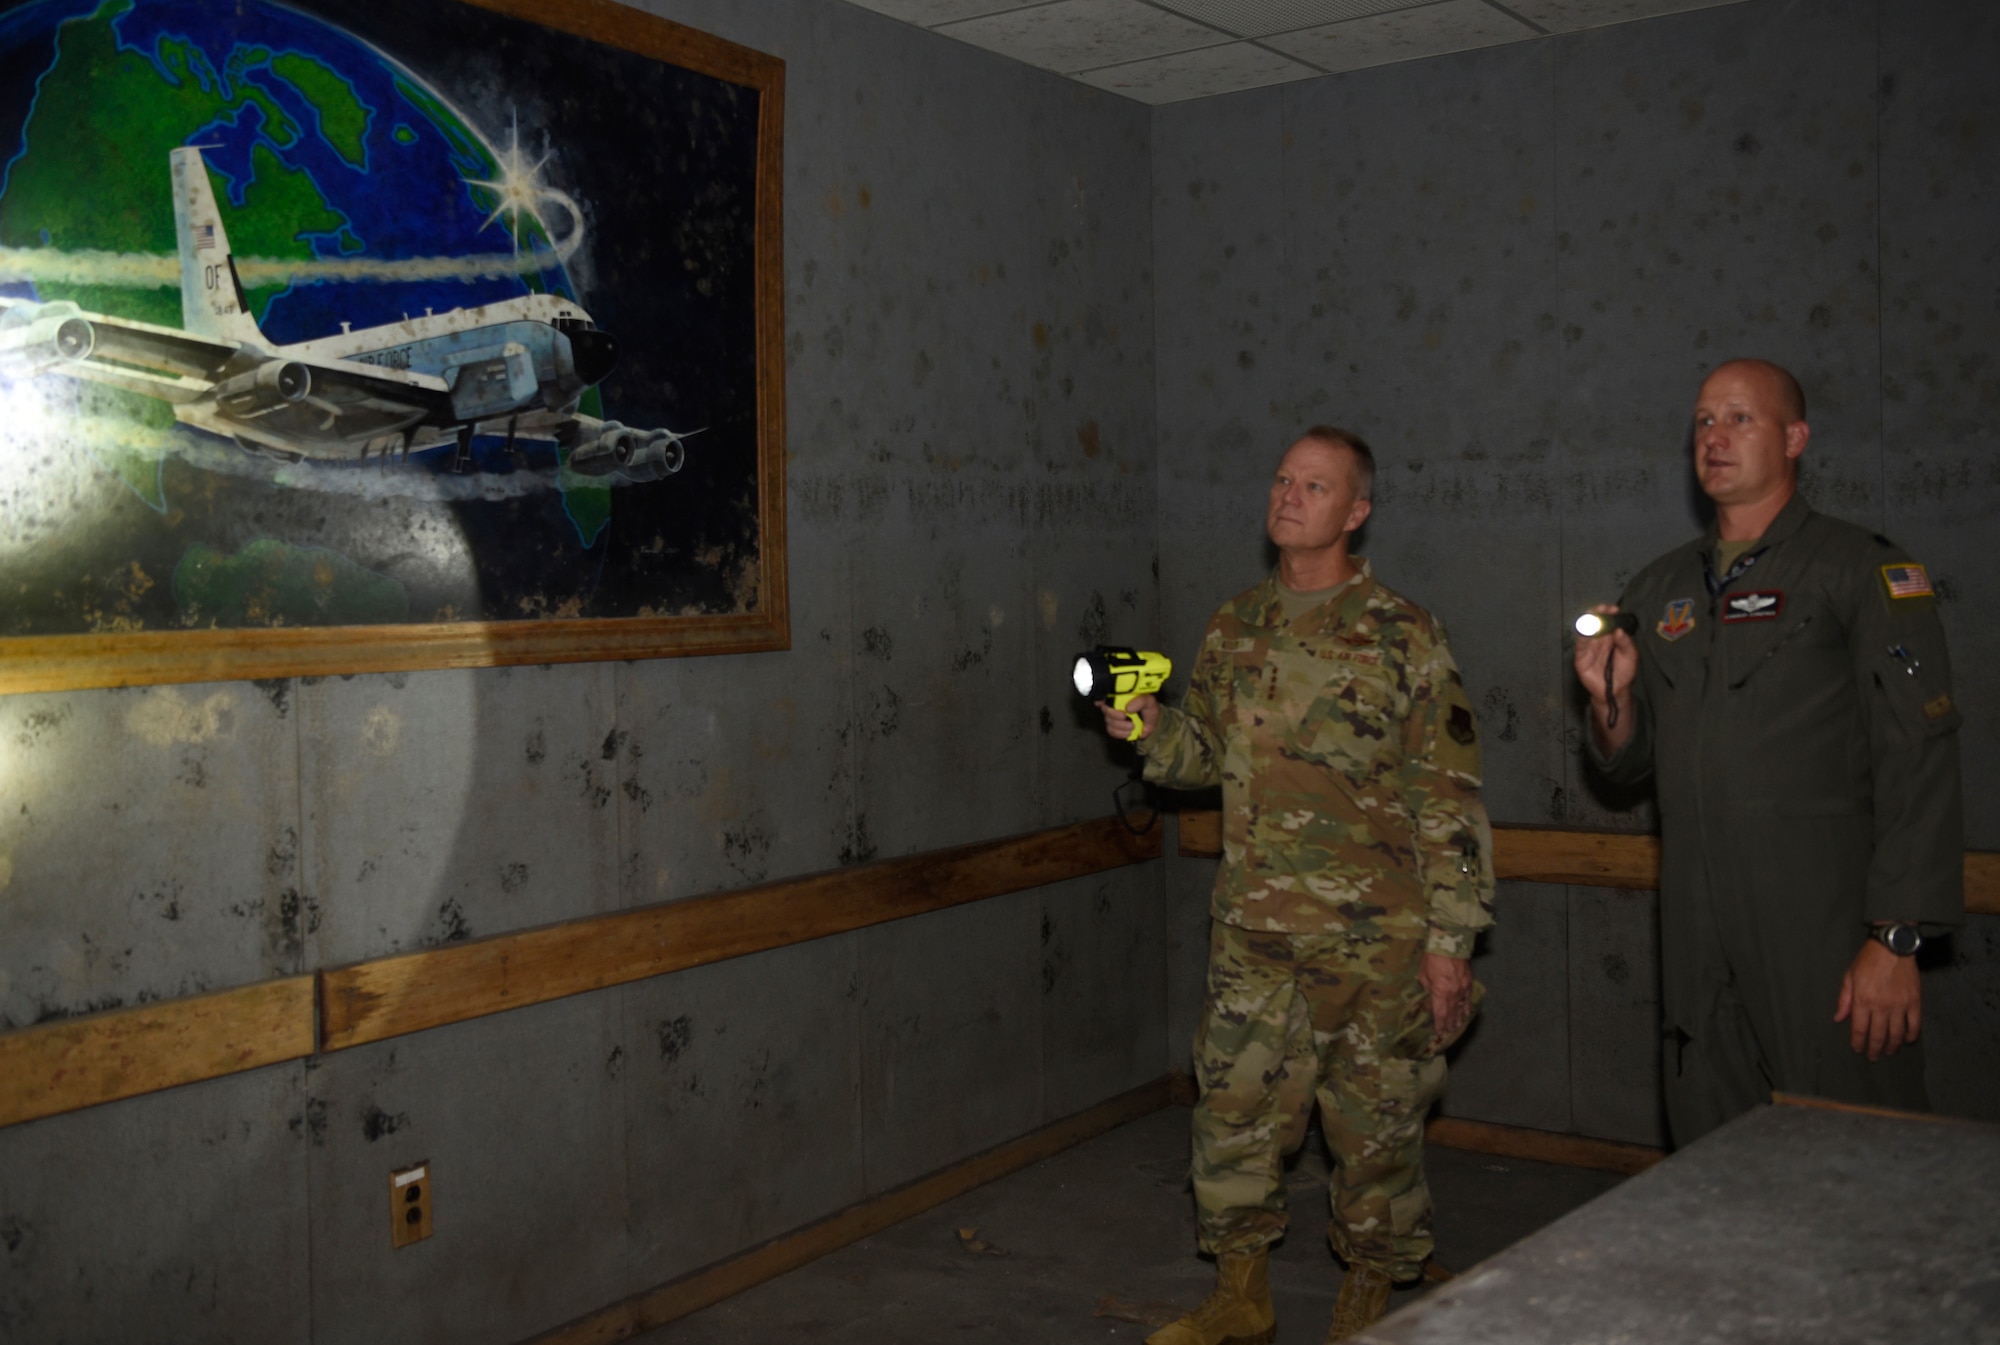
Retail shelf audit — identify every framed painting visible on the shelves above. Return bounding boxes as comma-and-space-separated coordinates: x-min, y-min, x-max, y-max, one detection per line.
0, 0, 786, 693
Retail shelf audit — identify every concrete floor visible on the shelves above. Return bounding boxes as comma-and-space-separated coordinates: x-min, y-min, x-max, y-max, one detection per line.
640, 1106, 1626, 1343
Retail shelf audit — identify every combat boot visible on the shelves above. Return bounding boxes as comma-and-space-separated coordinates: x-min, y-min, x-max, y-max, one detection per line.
1324, 1264, 1393, 1341
1145, 1250, 1277, 1345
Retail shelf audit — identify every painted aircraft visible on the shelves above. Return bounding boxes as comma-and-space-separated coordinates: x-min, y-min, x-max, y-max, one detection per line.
0, 147, 690, 482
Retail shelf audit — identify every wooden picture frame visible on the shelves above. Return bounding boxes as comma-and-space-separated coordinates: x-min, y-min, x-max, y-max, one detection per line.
0, 0, 786, 694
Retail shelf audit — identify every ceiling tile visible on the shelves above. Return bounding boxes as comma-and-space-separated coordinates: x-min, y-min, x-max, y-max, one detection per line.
936, 0, 1231, 74
1150, 0, 1432, 40
1263, 0, 1537, 72
837, 0, 1036, 24
1500, 0, 1749, 34
1075, 39, 1322, 103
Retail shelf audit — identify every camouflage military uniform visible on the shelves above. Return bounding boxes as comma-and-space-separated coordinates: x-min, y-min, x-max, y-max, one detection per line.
1141, 561, 1494, 1279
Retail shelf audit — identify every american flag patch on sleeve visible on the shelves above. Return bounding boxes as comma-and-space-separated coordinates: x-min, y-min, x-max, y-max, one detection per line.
1881, 563, 1933, 600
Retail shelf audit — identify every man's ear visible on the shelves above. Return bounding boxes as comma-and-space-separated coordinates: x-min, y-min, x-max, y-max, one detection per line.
1345, 496, 1373, 534
1785, 419, 1810, 462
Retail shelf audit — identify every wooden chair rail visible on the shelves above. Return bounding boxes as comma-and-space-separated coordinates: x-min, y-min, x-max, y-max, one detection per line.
7, 811, 1990, 1131
319, 815, 1160, 1051
1175, 810, 2000, 914
0, 816, 1160, 1130
0, 978, 316, 1130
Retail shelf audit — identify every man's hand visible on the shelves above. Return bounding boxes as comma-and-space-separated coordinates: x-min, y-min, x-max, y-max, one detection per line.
1572, 605, 1638, 755
1419, 953, 1473, 1048
1835, 938, 1921, 1060
1098, 693, 1161, 741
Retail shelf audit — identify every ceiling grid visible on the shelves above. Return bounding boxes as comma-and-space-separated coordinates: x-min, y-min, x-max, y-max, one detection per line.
838, 0, 1749, 103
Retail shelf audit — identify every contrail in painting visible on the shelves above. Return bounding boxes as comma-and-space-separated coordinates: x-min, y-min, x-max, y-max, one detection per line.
0, 188, 583, 289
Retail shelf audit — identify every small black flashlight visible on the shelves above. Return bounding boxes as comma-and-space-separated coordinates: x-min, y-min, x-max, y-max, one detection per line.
1574, 610, 1638, 732
1574, 611, 1638, 638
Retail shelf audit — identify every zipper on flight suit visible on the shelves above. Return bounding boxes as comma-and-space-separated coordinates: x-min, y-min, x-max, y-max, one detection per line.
1692, 540, 1771, 997
1727, 615, 1815, 690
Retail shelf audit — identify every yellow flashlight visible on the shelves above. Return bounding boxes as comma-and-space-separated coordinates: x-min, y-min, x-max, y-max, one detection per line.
1072, 645, 1172, 741
1574, 610, 1638, 638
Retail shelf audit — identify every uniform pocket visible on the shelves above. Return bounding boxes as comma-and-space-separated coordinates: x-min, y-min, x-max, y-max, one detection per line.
1375, 1053, 1448, 1127
1297, 660, 1403, 780
1388, 1183, 1434, 1238
1879, 646, 1961, 740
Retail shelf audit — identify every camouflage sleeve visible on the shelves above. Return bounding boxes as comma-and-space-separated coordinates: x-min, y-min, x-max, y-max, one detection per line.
1137, 621, 1227, 790
1399, 626, 1496, 958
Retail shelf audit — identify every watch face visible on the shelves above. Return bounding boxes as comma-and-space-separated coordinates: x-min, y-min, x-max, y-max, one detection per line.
1883, 923, 1922, 956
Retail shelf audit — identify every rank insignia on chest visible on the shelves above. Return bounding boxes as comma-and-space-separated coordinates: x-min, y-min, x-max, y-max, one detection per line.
1657, 598, 1696, 642
1721, 590, 1783, 623
1882, 563, 1934, 600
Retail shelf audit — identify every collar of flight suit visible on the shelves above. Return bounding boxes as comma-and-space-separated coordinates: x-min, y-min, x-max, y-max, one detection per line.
1699, 486, 1814, 556
1247, 557, 1375, 635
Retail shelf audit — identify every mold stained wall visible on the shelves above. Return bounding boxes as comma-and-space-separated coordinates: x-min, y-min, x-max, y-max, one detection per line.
0, 2, 1163, 1342
1152, 0, 2000, 1146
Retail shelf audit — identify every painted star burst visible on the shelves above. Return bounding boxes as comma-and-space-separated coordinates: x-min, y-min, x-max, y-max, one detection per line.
468, 113, 556, 257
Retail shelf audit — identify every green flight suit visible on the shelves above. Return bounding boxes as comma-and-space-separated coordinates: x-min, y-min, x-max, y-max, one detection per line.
1591, 492, 1964, 1143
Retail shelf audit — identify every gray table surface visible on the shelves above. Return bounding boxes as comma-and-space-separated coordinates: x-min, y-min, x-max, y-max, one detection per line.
1364, 1101, 2000, 1345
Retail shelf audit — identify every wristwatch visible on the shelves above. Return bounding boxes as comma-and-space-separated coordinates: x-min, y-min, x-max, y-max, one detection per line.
1871, 922, 1923, 957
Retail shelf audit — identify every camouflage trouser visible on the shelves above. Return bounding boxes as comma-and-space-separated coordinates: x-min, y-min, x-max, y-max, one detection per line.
1190, 920, 1445, 1281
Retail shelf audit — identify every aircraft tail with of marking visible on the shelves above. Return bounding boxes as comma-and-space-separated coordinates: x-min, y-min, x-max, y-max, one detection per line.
171, 147, 265, 346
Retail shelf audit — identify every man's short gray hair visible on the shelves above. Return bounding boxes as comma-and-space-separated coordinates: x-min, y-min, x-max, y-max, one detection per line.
1301, 425, 1377, 499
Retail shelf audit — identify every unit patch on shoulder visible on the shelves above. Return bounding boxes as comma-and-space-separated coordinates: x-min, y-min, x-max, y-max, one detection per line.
1924, 694, 1956, 721
1721, 590, 1784, 623
1882, 563, 1934, 600
1657, 598, 1696, 642
1447, 704, 1477, 746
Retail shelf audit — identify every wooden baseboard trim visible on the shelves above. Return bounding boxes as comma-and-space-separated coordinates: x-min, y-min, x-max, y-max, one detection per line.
1424, 1116, 1665, 1175
523, 1076, 1177, 1345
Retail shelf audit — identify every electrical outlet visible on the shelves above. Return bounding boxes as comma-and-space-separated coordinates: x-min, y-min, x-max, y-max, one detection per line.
390, 1162, 432, 1248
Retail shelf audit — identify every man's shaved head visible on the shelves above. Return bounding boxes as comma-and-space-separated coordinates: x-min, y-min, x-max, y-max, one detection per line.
1710, 359, 1807, 424
1693, 358, 1812, 514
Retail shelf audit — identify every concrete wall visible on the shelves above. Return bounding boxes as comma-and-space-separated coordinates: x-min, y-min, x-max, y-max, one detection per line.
1152, 0, 2000, 1144
5, 0, 1997, 1339
0, 2, 1163, 1341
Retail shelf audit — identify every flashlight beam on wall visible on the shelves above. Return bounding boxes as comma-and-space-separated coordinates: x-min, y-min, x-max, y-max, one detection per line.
1072, 645, 1172, 741
1574, 611, 1639, 638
